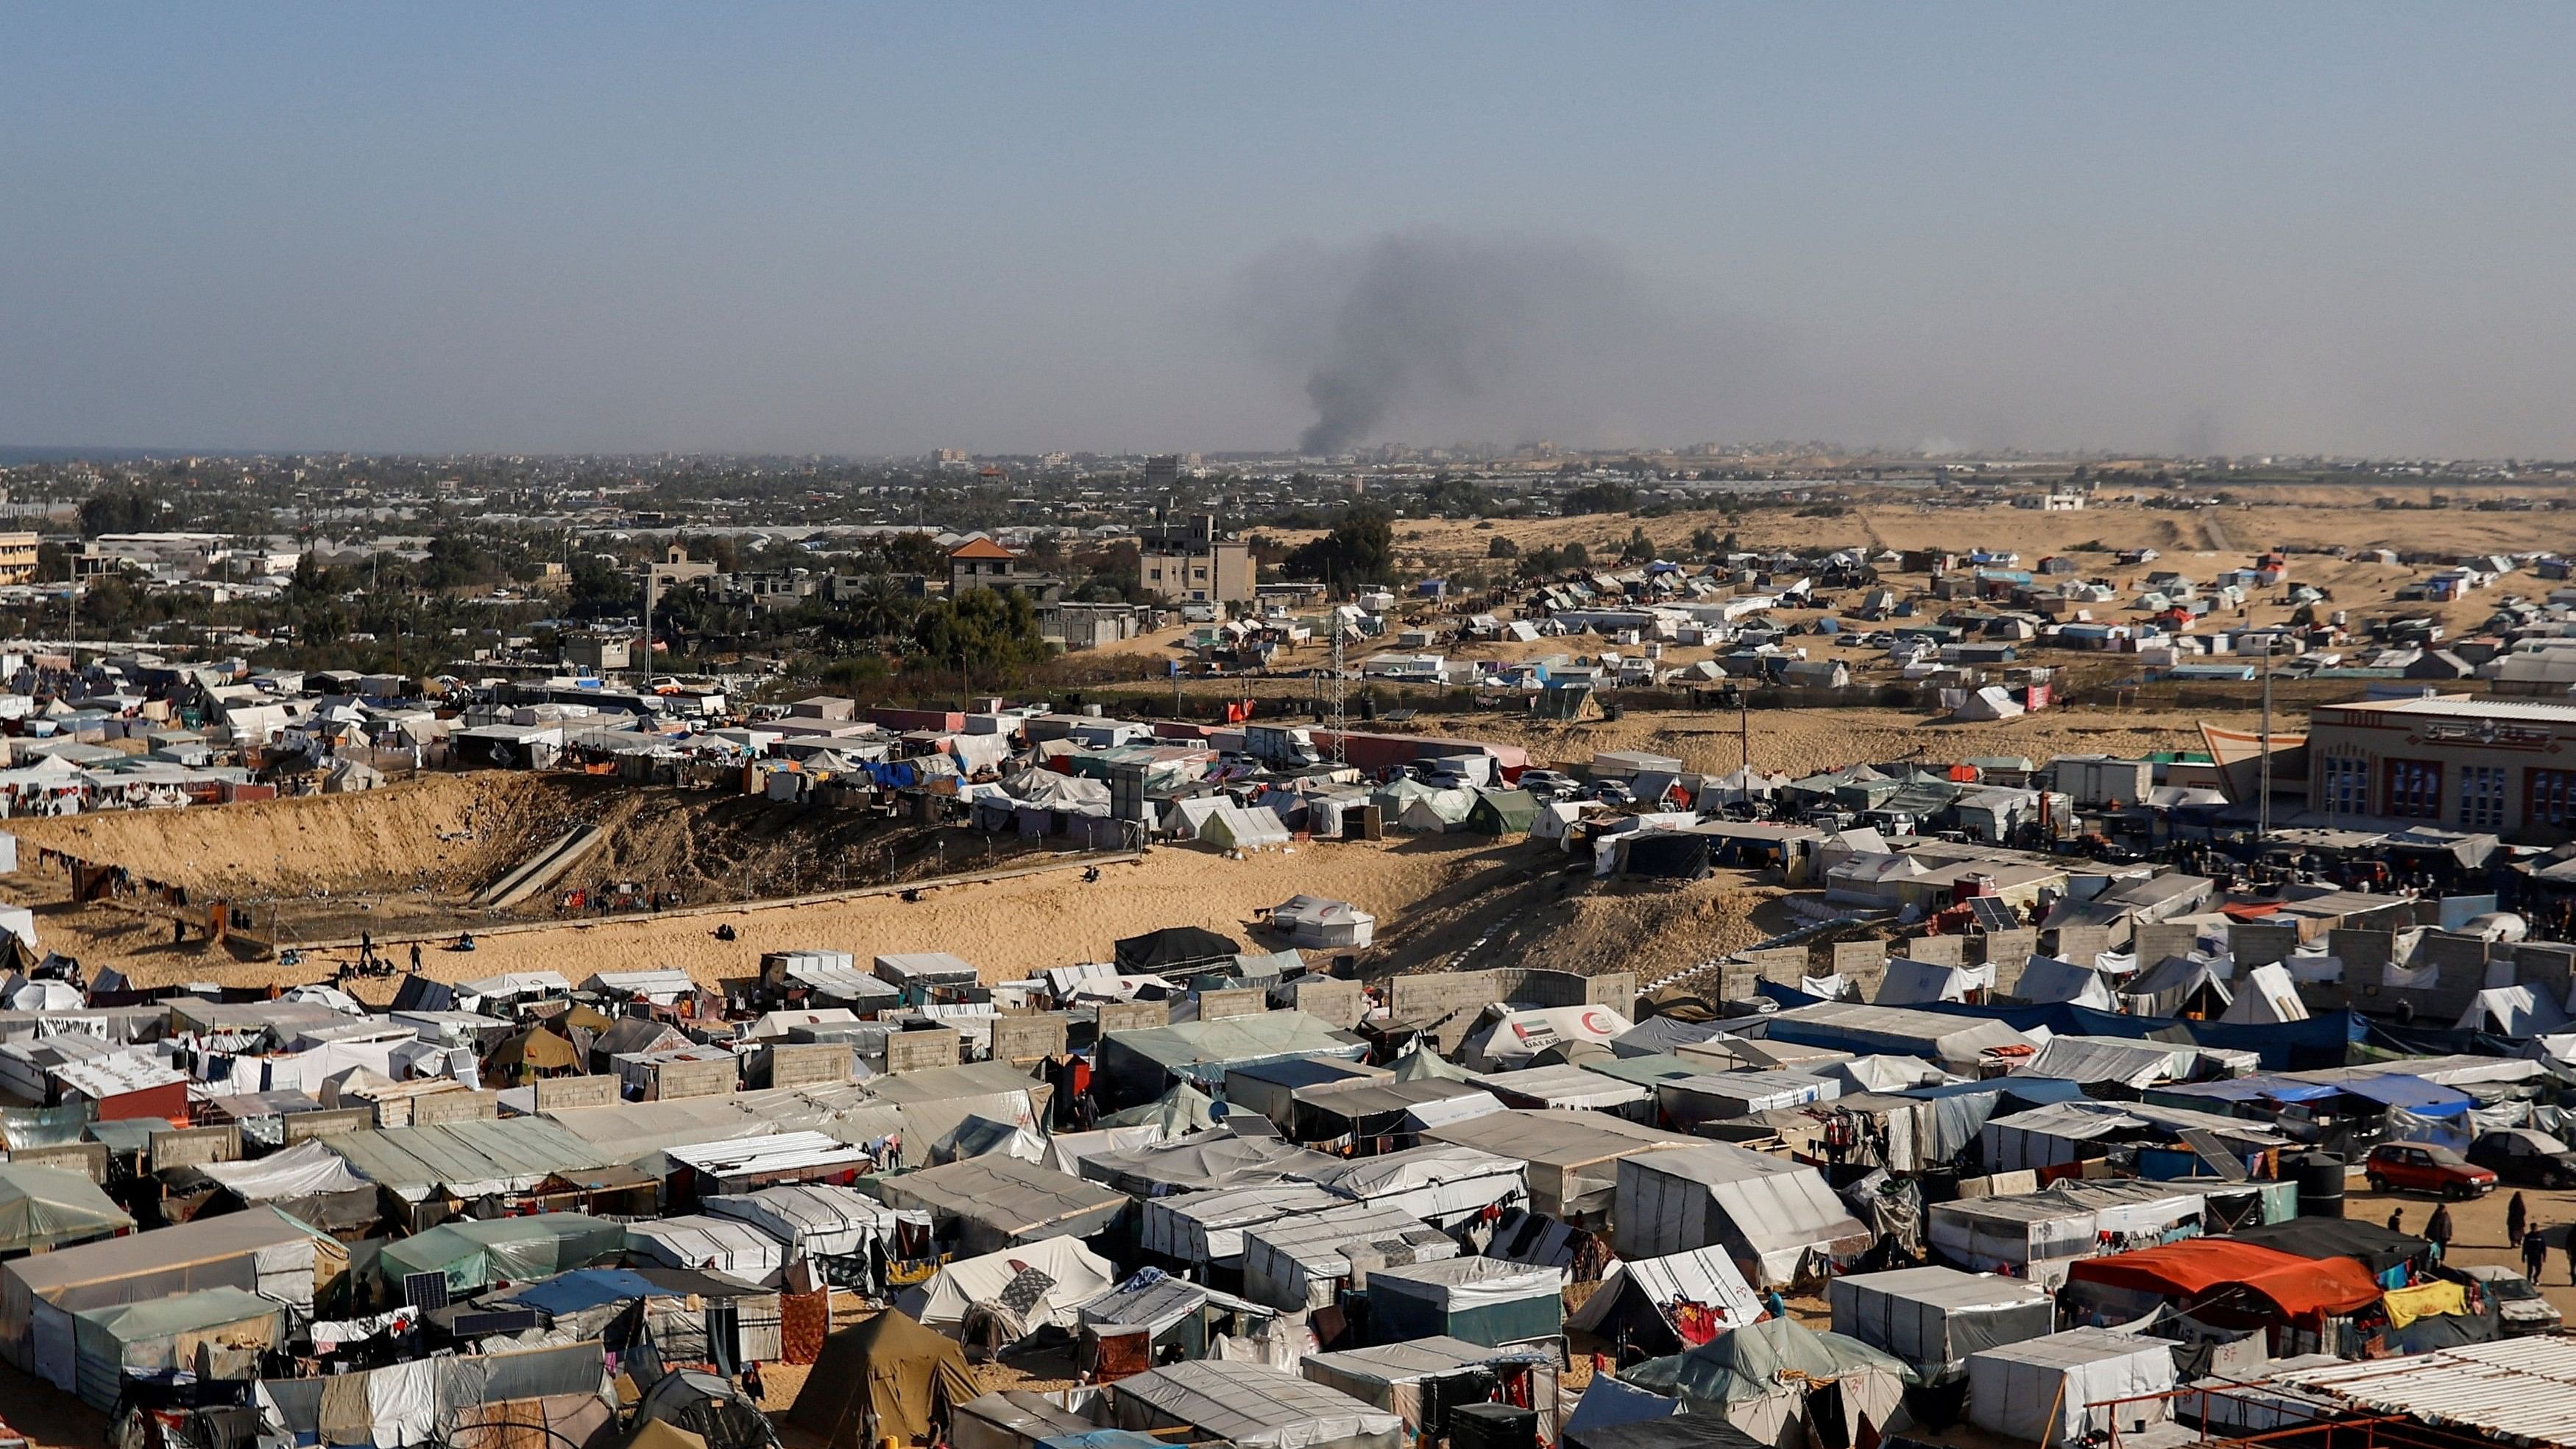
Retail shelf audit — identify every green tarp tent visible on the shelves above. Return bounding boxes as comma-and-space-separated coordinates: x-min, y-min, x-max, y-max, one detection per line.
374, 1211, 626, 1294
0, 1163, 134, 1256
1468, 789, 1540, 836
71, 1286, 281, 1410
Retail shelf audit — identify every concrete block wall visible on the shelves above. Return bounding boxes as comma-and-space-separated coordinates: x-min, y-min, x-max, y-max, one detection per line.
1197, 988, 1270, 1022
1978, 929, 2037, 996
1903, 935, 1964, 967
284, 1108, 373, 1143
652, 1057, 738, 1102
412, 1089, 501, 1124
2136, 922, 2204, 968
531, 1075, 619, 1112
148, 1124, 241, 1170
1831, 940, 1890, 998
2229, 921, 2299, 969
885, 1027, 963, 1074
2331, 929, 2395, 987
14, 1141, 106, 1180
769, 1042, 855, 1089
1292, 978, 1367, 1029
992, 1013, 1071, 1063
1095, 1002, 1168, 1037
2051, 924, 2112, 965
1501, 968, 1638, 1010
1743, 948, 1810, 987
2512, 943, 2576, 999
1390, 971, 1502, 1024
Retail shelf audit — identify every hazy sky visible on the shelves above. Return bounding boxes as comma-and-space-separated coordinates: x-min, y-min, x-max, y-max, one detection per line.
7, 4, 2576, 458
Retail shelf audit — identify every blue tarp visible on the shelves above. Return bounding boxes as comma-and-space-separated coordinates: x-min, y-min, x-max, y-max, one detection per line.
864, 760, 921, 789
500, 1267, 669, 1317
2289, 1070, 2474, 1118
2151, 1074, 2339, 1108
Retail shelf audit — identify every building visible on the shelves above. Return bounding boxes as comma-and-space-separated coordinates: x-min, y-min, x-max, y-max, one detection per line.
0, 533, 38, 586
1041, 600, 1144, 651
561, 634, 633, 673
946, 536, 1062, 601
645, 545, 719, 611
2307, 693, 2576, 833
1139, 514, 1253, 605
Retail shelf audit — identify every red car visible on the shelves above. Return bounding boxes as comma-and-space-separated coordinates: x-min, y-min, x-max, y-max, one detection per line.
2365, 1143, 2498, 1199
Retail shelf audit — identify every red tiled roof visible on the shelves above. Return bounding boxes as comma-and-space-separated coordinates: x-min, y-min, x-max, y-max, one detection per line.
949, 537, 1015, 560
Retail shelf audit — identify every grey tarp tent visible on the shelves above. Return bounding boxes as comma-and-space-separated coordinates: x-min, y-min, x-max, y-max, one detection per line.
1619, 1319, 1914, 1449
1825, 1265, 2056, 1381
1110, 1359, 1404, 1449
877, 1155, 1130, 1255
1365, 1257, 1564, 1348
1613, 1144, 1872, 1287
0, 1163, 133, 1255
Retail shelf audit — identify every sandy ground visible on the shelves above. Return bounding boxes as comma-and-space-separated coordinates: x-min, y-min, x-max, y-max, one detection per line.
47, 834, 1512, 992
2354, 1179, 2576, 1319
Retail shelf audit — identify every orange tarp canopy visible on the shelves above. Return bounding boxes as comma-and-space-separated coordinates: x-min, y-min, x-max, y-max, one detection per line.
2066, 1239, 2381, 1319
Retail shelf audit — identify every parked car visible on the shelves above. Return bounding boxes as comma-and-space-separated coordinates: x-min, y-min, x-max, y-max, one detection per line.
1518, 769, 1577, 799
2467, 1129, 2576, 1188
2459, 1264, 2564, 1335
2364, 1143, 2498, 1199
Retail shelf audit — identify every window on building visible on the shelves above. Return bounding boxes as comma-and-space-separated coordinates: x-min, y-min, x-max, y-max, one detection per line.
2321, 754, 2368, 818
2385, 758, 2443, 819
2460, 765, 2506, 830
2531, 768, 2576, 829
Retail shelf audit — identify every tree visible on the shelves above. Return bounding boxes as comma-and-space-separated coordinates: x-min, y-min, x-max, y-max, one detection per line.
1487, 536, 1519, 559
1562, 481, 1638, 515
911, 586, 1051, 687
79, 487, 162, 536
1619, 527, 1657, 564
1283, 503, 1395, 585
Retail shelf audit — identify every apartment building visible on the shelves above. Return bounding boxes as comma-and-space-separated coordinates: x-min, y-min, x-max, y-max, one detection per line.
1137, 514, 1252, 605
2308, 693, 2576, 835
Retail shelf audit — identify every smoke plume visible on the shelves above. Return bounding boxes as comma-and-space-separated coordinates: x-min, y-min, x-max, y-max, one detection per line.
1233, 230, 1769, 455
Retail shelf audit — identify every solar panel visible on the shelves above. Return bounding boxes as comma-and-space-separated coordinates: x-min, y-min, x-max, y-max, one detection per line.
449, 1307, 541, 1339
1967, 897, 2021, 932
402, 1272, 450, 1311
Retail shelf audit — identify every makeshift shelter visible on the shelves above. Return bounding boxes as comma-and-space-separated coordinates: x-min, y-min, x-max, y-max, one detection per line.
2228, 1218, 2429, 1279
2061, 1238, 2381, 1328
1396, 788, 1477, 834
2, 1208, 342, 1377
1619, 1318, 1914, 1449
1303, 1337, 1562, 1446
1613, 1144, 1872, 1286
2458, 985, 2568, 1037
1463, 1005, 1633, 1073
1139, 1183, 1341, 1270
1084, 1129, 1342, 1198
1756, 1002, 2035, 1074
0, 1163, 133, 1256
378, 1213, 625, 1295
1097, 1083, 1220, 1135
2011, 955, 2120, 1009
788, 1309, 977, 1448
1874, 958, 1995, 1007
1242, 1201, 1459, 1311
1566, 1411, 1769, 1449
1308, 1144, 1526, 1227
68, 1285, 282, 1409
1114, 927, 1244, 974
1654, 1071, 1838, 1130
1270, 896, 1377, 949
1927, 1180, 2206, 1287
1201, 802, 1292, 851
193, 1139, 377, 1233
879, 1155, 1130, 1255
1426, 1110, 1696, 1222
1566, 1248, 1764, 1358
1094, 1013, 1368, 1106
907, 1236, 1120, 1334
1078, 1268, 1278, 1368
1966, 1328, 2176, 1446
2122, 954, 2233, 1018
1826, 1266, 2054, 1381
702, 1183, 898, 1262
1367, 1258, 1564, 1349
623, 1216, 788, 1282
1476, 1063, 1653, 1117
1108, 1360, 1404, 1449
2222, 961, 2312, 1024
955, 1390, 1094, 1449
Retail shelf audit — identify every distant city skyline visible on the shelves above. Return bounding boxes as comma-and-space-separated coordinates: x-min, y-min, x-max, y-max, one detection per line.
7, 4, 2576, 459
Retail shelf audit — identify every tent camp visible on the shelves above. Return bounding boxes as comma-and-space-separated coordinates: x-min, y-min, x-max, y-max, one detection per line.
788, 1309, 977, 1447
1426, 1110, 1696, 1222
1139, 1183, 1342, 1269
1618, 1319, 1914, 1449
701, 1183, 899, 1262
1083, 1129, 1342, 1198
1113, 927, 1244, 974
1302, 1338, 1563, 1446
68, 1285, 283, 1409
1094, 1013, 1369, 1105
1826, 1266, 2055, 1381
2010, 956, 2120, 1010
1366, 1257, 1564, 1349
1109, 1360, 1404, 1449
1927, 1180, 2207, 1287
0, 1163, 133, 1257
377, 1213, 625, 1294
1270, 896, 1377, 949
1466, 789, 1540, 837
194, 1138, 378, 1233
1613, 1144, 1872, 1286
1565, 1248, 1765, 1358
1307, 1144, 1526, 1227
1966, 1328, 2176, 1446
1, 1208, 343, 1377
907, 1236, 1120, 1333
1078, 1269, 1278, 1363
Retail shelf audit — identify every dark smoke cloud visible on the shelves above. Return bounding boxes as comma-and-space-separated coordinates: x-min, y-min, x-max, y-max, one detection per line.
1233, 230, 1777, 455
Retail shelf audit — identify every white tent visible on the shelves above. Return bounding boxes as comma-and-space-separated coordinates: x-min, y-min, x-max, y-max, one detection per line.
701, 1183, 900, 1260
196, 1141, 371, 1202
2458, 985, 2569, 1037
1612, 1143, 1872, 1286
1203, 802, 1292, 851
2221, 962, 2311, 1024
1462, 1005, 1633, 1073
1306, 1144, 1526, 1227
1952, 685, 2026, 721
1162, 796, 1230, 841
1822, 1055, 1958, 1094
1928, 1180, 2205, 1288
1655, 1071, 1839, 1131
623, 1214, 787, 1281
1109, 1360, 1403, 1449
2121, 954, 2232, 1017
1828, 1265, 2056, 1380
2013, 1036, 2192, 1091
1242, 1202, 1459, 1311
1139, 1183, 1344, 1267
1968, 1328, 2176, 1445
2011, 955, 2120, 1010
1531, 801, 1588, 848
1269, 896, 1377, 949
1395, 789, 1476, 834
1566, 1247, 1766, 1342
1875, 958, 1995, 1006
905, 1236, 1119, 1332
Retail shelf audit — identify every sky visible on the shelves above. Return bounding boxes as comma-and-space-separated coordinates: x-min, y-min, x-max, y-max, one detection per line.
6, 4, 2575, 459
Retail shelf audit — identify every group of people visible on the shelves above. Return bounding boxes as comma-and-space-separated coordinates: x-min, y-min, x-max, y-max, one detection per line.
2390, 1192, 2575, 1283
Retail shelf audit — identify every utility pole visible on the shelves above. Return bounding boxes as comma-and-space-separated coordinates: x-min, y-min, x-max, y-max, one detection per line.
1329, 621, 1348, 767
1739, 693, 1750, 775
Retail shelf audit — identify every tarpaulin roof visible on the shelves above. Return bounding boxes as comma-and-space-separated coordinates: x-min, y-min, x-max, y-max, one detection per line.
197, 1139, 370, 1202
2282, 1069, 2474, 1117
1109, 1359, 1403, 1449
2064, 1239, 2382, 1318
2229, 1218, 2429, 1276
378, 1213, 626, 1292
1114, 926, 1243, 972
788, 1309, 977, 1446
1621, 1317, 1917, 1407
0, 1163, 133, 1255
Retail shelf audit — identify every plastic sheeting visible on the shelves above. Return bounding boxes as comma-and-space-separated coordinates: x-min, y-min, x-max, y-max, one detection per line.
1141, 1183, 1342, 1266
1827, 1266, 2055, 1380
623, 1216, 787, 1282
905, 1236, 1119, 1332
1111, 1360, 1404, 1449
1307, 1144, 1526, 1227
1612, 1144, 1872, 1286
379, 1214, 626, 1294
199, 1140, 372, 1201
1619, 1319, 1914, 1448
1967, 1328, 2175, 1445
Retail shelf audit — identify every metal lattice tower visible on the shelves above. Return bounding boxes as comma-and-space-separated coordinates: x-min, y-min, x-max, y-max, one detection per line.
1329, 615, 1348, 765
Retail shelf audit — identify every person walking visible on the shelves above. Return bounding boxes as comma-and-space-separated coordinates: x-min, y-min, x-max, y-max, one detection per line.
2525, 1225, 2549, 1280
2510, 1192, 2530, 1250
2427, 1202, 2455, 1264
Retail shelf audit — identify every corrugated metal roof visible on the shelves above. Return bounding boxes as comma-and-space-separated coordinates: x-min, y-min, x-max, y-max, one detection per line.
2276, 1337, 2576, 1445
